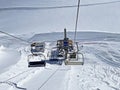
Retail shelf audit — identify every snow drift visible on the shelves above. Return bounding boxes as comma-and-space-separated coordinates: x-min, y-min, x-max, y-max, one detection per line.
0, 32, 120, 90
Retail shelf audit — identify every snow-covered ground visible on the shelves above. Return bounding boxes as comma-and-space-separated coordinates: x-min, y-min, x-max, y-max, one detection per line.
0, 0, 120, 89
0, 45, 20, 74
0, 32, 120, 90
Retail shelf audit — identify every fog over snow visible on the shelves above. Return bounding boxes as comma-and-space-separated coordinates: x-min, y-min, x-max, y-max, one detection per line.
0, 0, 120, 34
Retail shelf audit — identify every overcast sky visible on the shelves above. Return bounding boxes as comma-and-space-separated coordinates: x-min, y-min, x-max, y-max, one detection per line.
0, 0, 120, 34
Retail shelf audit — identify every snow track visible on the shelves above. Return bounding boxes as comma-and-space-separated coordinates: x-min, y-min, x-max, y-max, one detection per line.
0, 41, 120, 90
68, 65, 120, 90
0, 81, 26, 90
22, 65, 71, 90
75, 41, 120, 90
37, 66, 60, 90
0, 47, 45, 90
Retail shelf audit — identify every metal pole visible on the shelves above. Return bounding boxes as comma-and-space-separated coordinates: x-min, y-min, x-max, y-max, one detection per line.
74, 0, 81, 43
64, 28, 67, 39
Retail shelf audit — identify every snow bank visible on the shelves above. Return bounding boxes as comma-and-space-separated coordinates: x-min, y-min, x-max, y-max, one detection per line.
0, 45, 21, 73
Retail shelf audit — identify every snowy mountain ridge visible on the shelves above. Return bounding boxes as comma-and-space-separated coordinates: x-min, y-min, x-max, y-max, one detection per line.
29, 31, 120, 42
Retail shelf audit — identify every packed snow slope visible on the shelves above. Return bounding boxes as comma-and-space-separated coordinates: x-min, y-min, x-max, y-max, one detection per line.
0, 32, 120, 90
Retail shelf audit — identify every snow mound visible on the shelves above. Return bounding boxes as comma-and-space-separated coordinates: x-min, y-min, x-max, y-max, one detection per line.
0, 46, 21, 73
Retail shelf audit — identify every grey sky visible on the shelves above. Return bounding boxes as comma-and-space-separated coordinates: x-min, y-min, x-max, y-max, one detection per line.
0, 0, 120, 34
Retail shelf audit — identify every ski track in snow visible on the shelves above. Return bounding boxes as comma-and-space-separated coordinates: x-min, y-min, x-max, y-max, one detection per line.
0, 41, 120, 90
0, 46, 46, 90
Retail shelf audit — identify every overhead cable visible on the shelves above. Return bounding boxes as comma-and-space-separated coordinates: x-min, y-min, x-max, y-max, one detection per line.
0, 30, 31, 44
74, 0, 81, 43
0, 0, 120, 11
